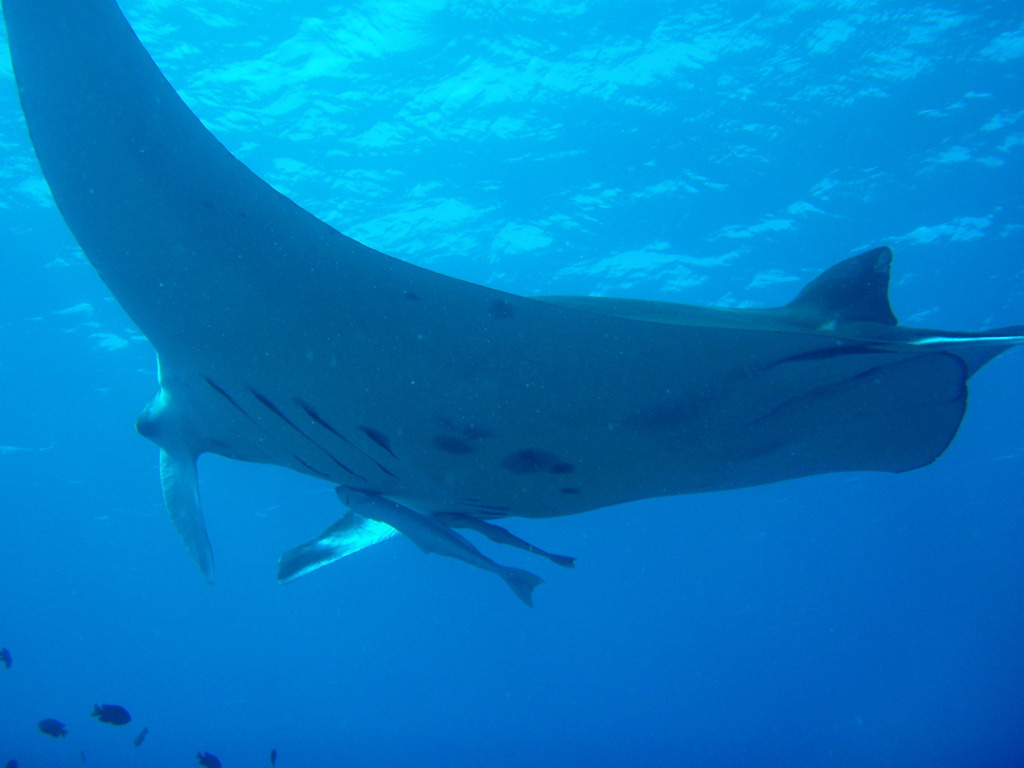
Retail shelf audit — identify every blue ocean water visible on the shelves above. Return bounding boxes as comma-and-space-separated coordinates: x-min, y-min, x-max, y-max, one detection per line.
1, 1, 1022, 766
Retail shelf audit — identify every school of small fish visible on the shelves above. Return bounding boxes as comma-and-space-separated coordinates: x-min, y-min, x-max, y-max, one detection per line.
3, 645, 277, 766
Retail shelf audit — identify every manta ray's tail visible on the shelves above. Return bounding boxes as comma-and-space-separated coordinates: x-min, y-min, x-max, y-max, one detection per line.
922, 325, 1024, 377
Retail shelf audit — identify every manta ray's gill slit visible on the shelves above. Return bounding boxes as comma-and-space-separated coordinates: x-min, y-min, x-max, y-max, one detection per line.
294, 401, 399, 478
361, 453, 399, 480
371, 457, 399, 480
204, 377, 258, 423
293, 399, 358, 448
294, 399, 398, 480
359, 426, 398, 458
203, 377, 331, 477
290, 456, 331, 479
247, 387, 369, 481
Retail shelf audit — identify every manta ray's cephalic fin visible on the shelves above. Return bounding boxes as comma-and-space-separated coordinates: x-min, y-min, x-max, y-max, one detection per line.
277, 512, 399, 584
338, 489, 545, 606
135, 361, 214, 584
434, 512, 577, 568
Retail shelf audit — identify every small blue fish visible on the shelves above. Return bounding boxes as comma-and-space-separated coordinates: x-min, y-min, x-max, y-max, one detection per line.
0, 648, 10, 669
92, 704, 131, 725
134, 726, 149, 747
37, 719, 67, 738
196, 752, 222, 768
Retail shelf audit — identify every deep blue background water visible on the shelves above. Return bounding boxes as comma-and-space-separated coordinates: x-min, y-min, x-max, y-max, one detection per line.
1, 1, 1022, 766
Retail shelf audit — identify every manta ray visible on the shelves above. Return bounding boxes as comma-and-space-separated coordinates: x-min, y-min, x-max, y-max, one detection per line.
5, 0, 1022, 605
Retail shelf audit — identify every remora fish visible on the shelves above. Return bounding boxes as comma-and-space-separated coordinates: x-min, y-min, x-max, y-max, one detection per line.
4, 0, 1022, 602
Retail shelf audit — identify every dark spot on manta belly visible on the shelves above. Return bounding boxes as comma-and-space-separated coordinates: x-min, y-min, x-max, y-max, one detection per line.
500, 448, 574, 475
434, 435, 475, 455
560, 487, 581, 494
501, 449, 550, 473
488, 299, 516, 319
405, 292, 420, 301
